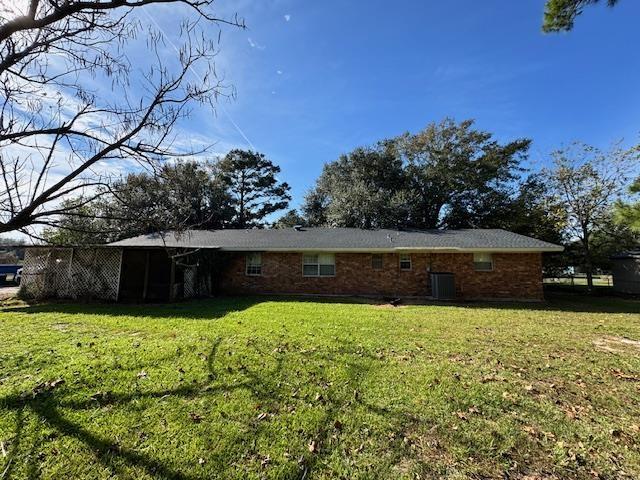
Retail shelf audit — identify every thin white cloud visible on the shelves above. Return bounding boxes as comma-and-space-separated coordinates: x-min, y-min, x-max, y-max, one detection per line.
284, 14, 291, 22
247, 37, 266, 50
276, 70, 283, 75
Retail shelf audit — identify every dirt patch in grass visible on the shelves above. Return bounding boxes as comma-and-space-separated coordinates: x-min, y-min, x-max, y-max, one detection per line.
51, 323, 70, 331
593, 335, 640, 355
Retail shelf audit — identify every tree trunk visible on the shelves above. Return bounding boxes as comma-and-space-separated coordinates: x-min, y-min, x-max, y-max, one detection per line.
582, 228, 594, 293
238, 172, 245, 229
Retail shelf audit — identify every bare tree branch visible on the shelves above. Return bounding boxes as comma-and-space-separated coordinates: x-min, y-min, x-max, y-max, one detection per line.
0, 0, 245, 236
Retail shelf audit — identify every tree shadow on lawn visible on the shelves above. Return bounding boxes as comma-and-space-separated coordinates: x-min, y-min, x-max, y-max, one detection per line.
0, 336, 419, 480
3, 291, 638, 321
0, 296, 264, 321
464, 291, 640, 315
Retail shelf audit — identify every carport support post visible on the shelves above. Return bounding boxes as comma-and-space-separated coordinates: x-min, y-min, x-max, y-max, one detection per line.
142, 251, 150, 301
169, 257, 176, 301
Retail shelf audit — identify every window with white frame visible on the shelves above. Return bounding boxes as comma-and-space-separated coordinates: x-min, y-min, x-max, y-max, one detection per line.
371, 254, 383, 270
399, 253, 412, 271
302, 253, 335, 277
473, 252, 493, 271
245, 252, 262, 276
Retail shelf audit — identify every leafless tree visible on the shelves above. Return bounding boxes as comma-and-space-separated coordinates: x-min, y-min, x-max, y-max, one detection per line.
0, 0, 244, 237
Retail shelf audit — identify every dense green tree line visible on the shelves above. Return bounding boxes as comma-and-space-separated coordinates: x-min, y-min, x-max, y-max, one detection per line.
42, 118, 640, 286
301, 118, 564, 246
43, 150, 290, 244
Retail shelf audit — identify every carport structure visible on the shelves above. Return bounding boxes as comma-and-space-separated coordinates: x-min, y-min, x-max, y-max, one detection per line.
19, 245, 218, 301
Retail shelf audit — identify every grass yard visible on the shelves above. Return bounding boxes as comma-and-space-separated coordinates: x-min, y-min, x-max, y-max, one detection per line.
1, 295, 639, 479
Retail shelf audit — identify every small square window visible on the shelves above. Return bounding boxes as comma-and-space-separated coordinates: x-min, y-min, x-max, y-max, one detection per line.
372, 254, 383, 270
319, 264, 335, 276
473, 252, 493, 271
399, 253, 412, 271
245, 253, 262, 276
303, 264, 319, 276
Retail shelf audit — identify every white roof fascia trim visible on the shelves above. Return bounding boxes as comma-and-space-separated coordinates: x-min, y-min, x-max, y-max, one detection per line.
103, 245, 563, 253
218, 246, 564, 253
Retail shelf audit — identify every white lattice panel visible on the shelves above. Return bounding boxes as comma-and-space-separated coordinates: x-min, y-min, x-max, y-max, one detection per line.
69, 248, 122, 300
183, 266, 197, 298
20, 248, 50, 299
20, 247, 122, 301
20, 248, 73, 299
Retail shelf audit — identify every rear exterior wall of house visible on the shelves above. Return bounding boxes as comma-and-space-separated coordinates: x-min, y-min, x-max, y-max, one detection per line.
218, 251, 544, 300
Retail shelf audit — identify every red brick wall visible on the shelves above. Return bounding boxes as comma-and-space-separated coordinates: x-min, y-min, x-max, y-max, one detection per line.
218, 251, 543, 300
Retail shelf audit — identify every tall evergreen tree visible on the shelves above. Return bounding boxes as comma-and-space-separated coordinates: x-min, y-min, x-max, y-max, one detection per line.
273, 209, 307, 229
218, 150, 291, 228
615, 177, 640, 231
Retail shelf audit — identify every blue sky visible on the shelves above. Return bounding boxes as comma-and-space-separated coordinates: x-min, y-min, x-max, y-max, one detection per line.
150, 0, 640, 210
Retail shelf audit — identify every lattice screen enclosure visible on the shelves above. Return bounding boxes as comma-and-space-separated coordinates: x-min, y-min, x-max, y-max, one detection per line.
21, 247, 123, 301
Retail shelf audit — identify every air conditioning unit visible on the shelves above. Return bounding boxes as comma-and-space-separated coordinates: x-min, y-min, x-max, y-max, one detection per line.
430, 272, 455, 300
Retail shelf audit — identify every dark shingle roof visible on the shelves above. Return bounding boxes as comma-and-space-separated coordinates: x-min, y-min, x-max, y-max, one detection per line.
108, 228, 563, 252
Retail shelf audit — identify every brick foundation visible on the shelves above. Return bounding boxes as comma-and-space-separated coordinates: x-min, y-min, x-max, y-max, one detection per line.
218, 251, 543, 300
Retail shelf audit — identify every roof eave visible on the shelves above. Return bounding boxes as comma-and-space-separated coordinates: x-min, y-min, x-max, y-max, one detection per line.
219, 246, 564, 253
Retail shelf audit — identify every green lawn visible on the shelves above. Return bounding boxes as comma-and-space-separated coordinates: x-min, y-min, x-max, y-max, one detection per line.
1, 295, 639, 479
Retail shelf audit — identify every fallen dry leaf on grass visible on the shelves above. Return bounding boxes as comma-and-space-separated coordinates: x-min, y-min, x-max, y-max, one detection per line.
29, 378, 65, 398
308, 440, 317, 453
562, 404, 591, 420
611, 368, 640, 382
502, 391, 517, 402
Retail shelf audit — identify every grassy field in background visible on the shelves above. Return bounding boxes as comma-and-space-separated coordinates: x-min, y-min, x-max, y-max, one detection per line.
1, 295, 639, 479
543, 276, 613, 287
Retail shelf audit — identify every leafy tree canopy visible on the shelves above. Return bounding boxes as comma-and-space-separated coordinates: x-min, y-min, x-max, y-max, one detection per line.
43, 161, 234, 244
303, 142, 407, 229
614, 177, 640, 231
303, 119, 546, 240
398, 118, 530, 229
43, 151, 292, 244
543, 0, 620, 32
543, 141, 638, 288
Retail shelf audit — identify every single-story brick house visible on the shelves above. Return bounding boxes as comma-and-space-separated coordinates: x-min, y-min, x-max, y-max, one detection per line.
19, 228, 562, 302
